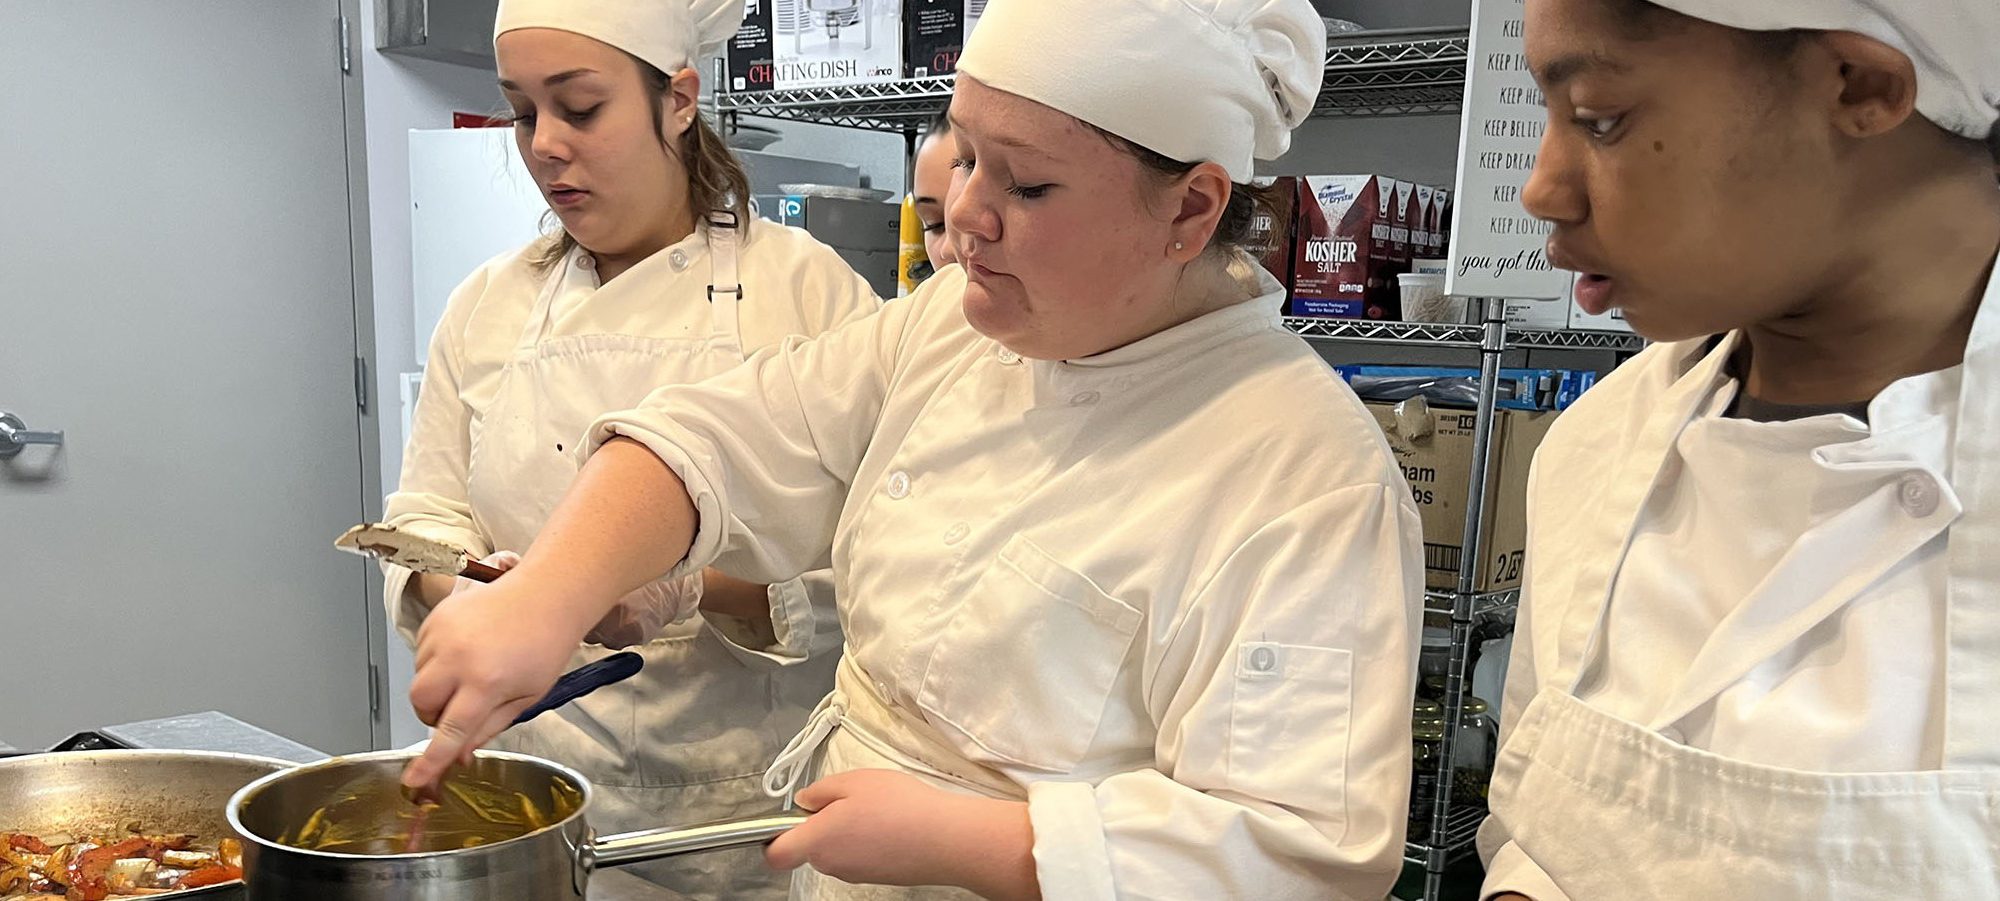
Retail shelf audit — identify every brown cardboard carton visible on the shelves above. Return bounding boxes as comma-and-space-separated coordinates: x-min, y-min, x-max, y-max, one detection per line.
1292, 175, 1407, 318
1435, 188, 1453, 257
1416, 185, 1432, 258
904, 0, 983, 78
1292, 175, 1382, 318
775, 0, 904, 89
1367, 401, 1557, 593
1391, 179, 1417, 266
1249, 176, 1297, 299
725, 0, 776, 92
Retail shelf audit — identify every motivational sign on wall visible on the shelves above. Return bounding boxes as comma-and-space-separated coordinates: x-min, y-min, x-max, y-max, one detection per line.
1446, 0, 1571, 301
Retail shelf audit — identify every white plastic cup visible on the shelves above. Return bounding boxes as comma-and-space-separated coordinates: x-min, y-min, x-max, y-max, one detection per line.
1398, 272, 1462, 323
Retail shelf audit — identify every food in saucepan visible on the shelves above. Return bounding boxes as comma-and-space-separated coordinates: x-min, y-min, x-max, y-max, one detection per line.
276, 770, 583, 855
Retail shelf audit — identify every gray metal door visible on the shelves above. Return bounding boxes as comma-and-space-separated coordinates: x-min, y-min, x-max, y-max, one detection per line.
0, 1, 375, 753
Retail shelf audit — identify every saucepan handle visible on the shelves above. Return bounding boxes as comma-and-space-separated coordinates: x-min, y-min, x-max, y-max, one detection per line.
584, 814, 810, 871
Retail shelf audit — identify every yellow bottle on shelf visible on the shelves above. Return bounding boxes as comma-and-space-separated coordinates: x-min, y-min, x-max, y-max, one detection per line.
897, 193, 925, 297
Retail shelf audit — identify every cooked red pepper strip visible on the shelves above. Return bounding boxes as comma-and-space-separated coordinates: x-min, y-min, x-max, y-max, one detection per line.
67, 837, 178, 900
65, 844, 117, 901
175, 863, 244, 888
7, 833, 53, 855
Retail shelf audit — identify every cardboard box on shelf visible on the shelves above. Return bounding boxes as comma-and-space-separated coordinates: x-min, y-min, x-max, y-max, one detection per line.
1414, 185, 1436, 260
903, 0, 983, 78
1429, 188, 1450, 256
1250, 176, 1298, 297
773, 0, 904, 90
1292, 175, 1401, 319
1371, 176, 1399, 274
725, 1, 777, 92
1368, 401, 1557, 593
1391, 179, 1417, 266
1434, 188, 1453, 257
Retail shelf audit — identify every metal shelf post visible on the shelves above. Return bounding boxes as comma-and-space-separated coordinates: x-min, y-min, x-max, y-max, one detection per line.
1418, 297, 1509, 898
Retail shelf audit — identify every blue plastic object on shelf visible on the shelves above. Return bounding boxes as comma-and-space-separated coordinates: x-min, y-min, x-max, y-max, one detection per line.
1334, 365, 1599, 412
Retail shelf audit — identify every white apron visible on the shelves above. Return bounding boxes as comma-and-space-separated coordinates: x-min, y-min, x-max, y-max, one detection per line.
1486, 284, 2000, 899
466, 221, 824, 900
767, 657, 1002, 901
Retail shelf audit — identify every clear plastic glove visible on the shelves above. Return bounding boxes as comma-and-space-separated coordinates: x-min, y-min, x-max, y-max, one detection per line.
583, 570, 704, 649
456, 551, 700, 650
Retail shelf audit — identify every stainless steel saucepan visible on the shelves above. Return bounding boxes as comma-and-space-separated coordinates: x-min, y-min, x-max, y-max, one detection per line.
227, 750, 805, 900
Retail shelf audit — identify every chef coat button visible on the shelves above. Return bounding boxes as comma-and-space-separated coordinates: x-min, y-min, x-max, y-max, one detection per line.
1659, 726, 1687, 745
1070, 390, 1100, 407
670, 250, 690, 271
576, 254, 595, 270
886, 471, 911, 499
996, 347, 1021, 365
943, 522, 970, 545
1898, 475, 1940, 517
1250, 646, 1278, 673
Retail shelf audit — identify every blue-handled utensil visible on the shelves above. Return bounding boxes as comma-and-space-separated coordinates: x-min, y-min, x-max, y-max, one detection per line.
513, 652, 644, 726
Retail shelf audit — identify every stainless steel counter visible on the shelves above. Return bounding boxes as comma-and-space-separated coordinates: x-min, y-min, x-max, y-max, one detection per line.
93, 711, 330, 763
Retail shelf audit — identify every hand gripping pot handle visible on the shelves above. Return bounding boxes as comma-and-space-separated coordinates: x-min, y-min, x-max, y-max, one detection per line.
582, 813, 810, 871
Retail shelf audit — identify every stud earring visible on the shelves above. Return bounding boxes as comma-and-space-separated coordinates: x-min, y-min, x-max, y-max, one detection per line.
1174, 242, 1185, 251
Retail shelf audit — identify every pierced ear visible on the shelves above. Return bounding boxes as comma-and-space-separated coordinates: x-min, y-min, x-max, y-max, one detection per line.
667, 67, 704, 136
1819, 32, 1918, 139
1169, 162, 1232, 262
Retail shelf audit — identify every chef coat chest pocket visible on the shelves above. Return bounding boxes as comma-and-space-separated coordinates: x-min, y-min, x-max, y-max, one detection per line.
916, 534, 1143, 772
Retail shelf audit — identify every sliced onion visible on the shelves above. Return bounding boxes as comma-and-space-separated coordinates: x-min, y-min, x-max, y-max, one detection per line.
159, 850, 214, 869
103, 856, 158, 892
143, 866, 191, 890
218, 838, 243, 870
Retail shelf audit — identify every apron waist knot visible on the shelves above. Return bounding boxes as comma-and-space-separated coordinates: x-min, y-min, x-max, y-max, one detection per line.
764, 692, 846, 801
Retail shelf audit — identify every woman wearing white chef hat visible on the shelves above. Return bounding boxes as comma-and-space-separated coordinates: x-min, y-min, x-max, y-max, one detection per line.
379, 0, 879, 896
1483, 1, 2000, 899
401, 0, 1427, 897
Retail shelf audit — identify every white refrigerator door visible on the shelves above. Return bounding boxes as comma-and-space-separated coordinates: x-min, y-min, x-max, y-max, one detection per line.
409, 127, 548, 363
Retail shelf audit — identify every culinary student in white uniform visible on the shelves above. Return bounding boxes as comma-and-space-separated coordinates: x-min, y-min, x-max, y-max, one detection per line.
1482, 1, 2000, 899
911, 110, 959, 272
380, 1, 878, 897
402, 0, 1426, 898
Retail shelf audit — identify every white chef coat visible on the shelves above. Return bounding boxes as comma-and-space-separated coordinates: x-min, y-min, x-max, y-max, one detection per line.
1479, 259, 2000, 900
383, 216, 879, 900
585, 257, 1424, 901
1576, 381, 1946, 770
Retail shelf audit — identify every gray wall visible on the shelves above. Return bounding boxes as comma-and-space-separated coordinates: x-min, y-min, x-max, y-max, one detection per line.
2, 0, 377, 753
